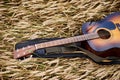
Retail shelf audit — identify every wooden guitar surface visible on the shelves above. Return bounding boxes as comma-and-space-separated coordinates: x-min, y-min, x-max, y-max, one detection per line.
82, 12, 120, 57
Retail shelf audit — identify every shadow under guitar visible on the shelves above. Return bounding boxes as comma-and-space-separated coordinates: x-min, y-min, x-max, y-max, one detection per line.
81, 41, 120, 65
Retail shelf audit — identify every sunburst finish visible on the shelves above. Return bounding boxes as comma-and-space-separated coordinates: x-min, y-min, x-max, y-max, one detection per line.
82, 12, 120, 58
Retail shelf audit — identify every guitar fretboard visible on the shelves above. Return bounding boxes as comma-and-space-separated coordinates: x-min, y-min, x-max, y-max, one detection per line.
36, 33, 99, 49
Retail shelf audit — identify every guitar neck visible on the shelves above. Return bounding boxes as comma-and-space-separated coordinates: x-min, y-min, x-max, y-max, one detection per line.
14, 32, 99, 59
36, 33, 99, 49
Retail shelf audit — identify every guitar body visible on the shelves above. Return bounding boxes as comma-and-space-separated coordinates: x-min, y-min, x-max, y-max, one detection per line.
82, 12, 120, 58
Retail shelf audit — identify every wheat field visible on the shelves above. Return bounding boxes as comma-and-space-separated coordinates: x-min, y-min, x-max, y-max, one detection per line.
0, 0, 120, 80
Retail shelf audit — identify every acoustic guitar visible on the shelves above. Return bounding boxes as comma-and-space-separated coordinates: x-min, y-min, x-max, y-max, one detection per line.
14, 12, 120, 59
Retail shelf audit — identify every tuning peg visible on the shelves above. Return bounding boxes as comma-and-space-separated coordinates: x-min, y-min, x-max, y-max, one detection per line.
22, 47, 25, 50
34, 44, 38, 49
30, 55, 33, 58
16, 49, 19, 52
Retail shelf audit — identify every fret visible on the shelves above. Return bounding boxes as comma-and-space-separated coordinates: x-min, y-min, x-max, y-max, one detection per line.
82, 35, 85, 40
86, 34, 90, 40
60, 39, 64, 44
73, 37, 76, 42
81, 35, 84, 40
72, 36, 79, 42
43, 42, 47, 48
63, 39, 67, 44
77, 36, 80, 41
37, 43, 42, 49
46, 41, 51, 47
73, 37, 77, 42
86, 34, 89, 39
88, 34, 91, 39
80, 35, 84, 40
16, 49, 19, 52
50, 41, 55, 46
76, 37, 79, 41
57, 40, 60, 44
48, 41, 54, 47
56, 40, 63, 46
76, 36, 79, 42
54, 41, 58, 46
67, 38, 70, 42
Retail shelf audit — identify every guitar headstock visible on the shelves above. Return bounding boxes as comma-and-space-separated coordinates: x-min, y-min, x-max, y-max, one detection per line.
14, 45, 35, 59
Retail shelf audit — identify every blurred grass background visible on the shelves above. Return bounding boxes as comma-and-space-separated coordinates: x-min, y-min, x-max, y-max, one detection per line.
0, 0, 120, 80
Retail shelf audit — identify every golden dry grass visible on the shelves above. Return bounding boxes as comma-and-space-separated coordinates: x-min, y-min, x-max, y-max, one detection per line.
0, 0, 120, 80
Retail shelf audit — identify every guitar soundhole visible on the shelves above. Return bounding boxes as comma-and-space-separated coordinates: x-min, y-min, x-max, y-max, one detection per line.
97, 29, 111, 39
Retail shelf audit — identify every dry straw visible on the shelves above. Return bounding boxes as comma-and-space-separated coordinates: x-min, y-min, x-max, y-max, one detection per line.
0, 0, 120, 80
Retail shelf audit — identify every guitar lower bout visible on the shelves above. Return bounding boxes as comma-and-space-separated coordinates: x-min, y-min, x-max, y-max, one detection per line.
83, 23, 120, 58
